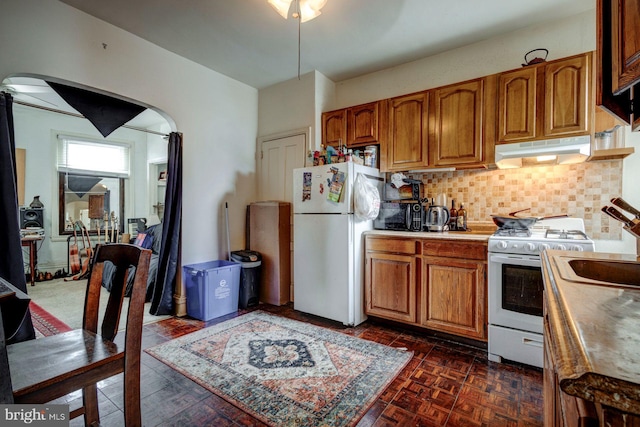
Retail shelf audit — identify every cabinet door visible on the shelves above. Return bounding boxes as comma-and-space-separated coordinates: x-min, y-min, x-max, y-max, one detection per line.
365, 252, 417, 323
321, 109, 347, 148
431, 79, 484, 167
420, 257, 486, 340
347, 102, 379, 147
611, 0, 640, 94
498, 67, 538, 142
387, 92, 429, 171
544, 54, 591, 137
597, 0, 635, 127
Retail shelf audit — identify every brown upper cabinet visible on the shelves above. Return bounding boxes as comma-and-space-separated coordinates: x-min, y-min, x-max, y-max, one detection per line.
386, 92, 430, 171
321, 109, 347, 148
347, 102, 382, 147
322, 101, 385, 149
430, 78, 488, 167
386, 80, 492, 172
322, 52, 595, 172
497, 67, 538, 142
597, 0, 640, 130
544, 54, 592, 137
498, 52, 592, 144
610, 0, 640, 95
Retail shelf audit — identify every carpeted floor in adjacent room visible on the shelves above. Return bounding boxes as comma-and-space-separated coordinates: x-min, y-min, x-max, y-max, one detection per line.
25, 277, 170, 330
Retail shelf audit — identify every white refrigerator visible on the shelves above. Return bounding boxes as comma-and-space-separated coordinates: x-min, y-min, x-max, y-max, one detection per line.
292, 162, 383, 326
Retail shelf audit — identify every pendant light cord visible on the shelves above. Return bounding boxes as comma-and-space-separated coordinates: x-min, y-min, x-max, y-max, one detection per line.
297, 0, 301, 79
298, 15, 301, 79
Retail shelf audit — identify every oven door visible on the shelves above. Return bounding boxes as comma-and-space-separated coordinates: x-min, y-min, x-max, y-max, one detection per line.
488, 252, 543, 334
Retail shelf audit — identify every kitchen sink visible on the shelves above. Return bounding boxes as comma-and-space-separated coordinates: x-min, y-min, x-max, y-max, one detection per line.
568, 259, 640, 286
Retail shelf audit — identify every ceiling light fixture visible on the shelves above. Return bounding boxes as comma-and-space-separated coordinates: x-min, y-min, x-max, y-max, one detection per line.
268, 0, 327, 23
268, 0, 327, 79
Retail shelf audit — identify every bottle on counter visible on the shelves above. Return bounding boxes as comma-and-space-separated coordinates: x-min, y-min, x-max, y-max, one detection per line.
457, 204, 467, 231
449, 199, 458, 231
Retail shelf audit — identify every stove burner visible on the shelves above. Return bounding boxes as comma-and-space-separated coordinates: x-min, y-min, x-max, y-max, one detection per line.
544, 229, 587, 240
494, 227, 532, 237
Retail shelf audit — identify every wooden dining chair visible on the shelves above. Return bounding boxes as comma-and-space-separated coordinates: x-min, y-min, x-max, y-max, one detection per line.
7, 243, 152, 427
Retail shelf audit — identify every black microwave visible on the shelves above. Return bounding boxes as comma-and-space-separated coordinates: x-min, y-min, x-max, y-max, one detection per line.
373, 202, 423, 232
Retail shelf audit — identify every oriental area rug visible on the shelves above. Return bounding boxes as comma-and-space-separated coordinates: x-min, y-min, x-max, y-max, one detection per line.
30, 301, 72, 337
146, 311, 412, 427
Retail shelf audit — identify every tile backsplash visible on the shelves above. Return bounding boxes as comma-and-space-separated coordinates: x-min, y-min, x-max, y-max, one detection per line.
407, 160, 623, 240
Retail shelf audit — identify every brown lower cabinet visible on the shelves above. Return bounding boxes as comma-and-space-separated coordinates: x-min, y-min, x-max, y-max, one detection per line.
420, 254, 486, 340
364, 235, 487, 341
364, 237, 417, 323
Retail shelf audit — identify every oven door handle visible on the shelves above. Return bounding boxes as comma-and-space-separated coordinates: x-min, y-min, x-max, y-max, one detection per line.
489, 254, 541, 267
522, 337, 543, 348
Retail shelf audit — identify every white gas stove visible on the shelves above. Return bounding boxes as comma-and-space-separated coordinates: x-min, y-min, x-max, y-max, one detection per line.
487, 217, 595, 368
489, 217, 595, 255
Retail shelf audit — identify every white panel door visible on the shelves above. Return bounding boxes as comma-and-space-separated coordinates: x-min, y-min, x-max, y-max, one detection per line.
259, 130, 307, 301
259, 133, 306, 202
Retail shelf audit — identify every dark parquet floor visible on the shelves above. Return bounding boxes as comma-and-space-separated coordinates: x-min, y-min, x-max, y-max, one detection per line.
62, 304, 543, 426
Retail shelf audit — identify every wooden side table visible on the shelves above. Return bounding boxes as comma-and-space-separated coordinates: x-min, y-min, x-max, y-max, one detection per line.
21, 236, 43, 286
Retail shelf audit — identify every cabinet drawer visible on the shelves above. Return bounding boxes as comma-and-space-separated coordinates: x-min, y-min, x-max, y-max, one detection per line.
422, 240, 487, 260
367, 238, 417, 255
488, 325, 543, 367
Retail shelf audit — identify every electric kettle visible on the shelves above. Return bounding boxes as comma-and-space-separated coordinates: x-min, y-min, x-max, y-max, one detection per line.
425, 205, 450, 232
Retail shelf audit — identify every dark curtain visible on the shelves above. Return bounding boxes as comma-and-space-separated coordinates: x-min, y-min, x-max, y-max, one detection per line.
149, 132, 182, 315
47, 81, 146, 138
0, 92, 35, 343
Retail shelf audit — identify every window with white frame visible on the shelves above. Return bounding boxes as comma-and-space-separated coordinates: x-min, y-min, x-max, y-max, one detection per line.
57, 135, 131, 177
57, 135, 131, 236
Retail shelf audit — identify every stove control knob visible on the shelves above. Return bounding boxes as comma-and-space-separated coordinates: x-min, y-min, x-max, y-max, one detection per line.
525, 243, 536, 252
495, 241, 508, 250
554, 244, 567, 251
570, 245, 584, 252
539, 243, 550, 252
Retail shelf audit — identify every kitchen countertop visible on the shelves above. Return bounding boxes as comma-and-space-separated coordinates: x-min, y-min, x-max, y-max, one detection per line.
542, 249, 640, 415
366, 222, 495, 242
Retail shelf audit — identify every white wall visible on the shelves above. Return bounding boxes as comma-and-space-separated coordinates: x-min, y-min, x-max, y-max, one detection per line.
333, 9, 597, 108
595, 128, 640, 255
258, 71, 318, 151
1, 0, 259, 269
314, 71, 337, 151
259, 11, 597, 155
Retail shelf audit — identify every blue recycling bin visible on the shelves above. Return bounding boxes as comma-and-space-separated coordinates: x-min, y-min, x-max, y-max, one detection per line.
183, 260, 241, 321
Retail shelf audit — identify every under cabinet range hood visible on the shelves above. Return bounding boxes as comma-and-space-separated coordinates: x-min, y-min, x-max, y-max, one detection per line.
494, 136, 591, 169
